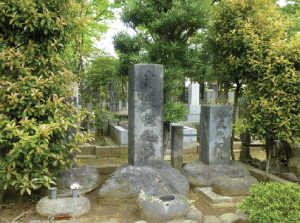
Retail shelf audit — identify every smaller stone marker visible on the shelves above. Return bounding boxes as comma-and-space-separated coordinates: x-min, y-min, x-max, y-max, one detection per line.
200, 105, 232, 165
218, 92, 228, 104
209, 83, 218, 99
228, 91, 235, 104
204, 89, 215, 104
171, 125, 183, 171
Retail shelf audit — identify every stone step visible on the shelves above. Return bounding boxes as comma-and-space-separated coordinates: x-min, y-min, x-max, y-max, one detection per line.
103, 136, 118, 146
76, 154, 96, 159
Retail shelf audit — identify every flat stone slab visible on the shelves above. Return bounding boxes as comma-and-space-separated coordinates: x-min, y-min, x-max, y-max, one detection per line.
182, 160, 250, 187
195, 187, 247, 209
36, 195, 90, 217
212, 176, 259, 196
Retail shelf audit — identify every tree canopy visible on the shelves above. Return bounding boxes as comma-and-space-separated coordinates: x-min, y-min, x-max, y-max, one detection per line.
114, 0, 212, 122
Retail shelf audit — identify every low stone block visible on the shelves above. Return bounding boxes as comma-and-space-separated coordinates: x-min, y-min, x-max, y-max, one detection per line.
78, 145, 95, 155
182, 160, 250, 187
235, 209, 249, 222
203, 216, 221, 223
186, 209, 202, 222
288, 157, 300, 175
195, 187, 247, 209
111, 125, 128, 145
219, 213, 243, 223
166, 220, 198, 223
95, 146, 120, 157
212, 176, 259, 196
278, 172, 298, 183
185, 114, 200, 122
36, 195, 90, 217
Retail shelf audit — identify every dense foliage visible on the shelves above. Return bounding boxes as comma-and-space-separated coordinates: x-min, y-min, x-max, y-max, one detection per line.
207, 0, 298, 158
114, 0, 212, 122
242, 34, 300, 144
239, 182, 300, 222
0, 0, 92, 194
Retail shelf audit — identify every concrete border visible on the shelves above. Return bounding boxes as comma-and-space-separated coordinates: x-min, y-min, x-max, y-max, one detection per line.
240, 162, 293, 184
195, 187, 247, 209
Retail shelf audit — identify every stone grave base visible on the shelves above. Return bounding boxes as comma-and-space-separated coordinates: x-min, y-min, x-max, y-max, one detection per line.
194, 187, 247, 209
182, 160, 250, 187
36, 195, 90, 217
98, 161, 190, 204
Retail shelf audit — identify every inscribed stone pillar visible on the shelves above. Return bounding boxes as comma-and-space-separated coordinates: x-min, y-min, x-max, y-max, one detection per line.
128, 64, 164, 169
171, 125, 183, 171
199, 105, 232, 165
204, 89, 215, 104
209, 83, 218, 99
188, 83, 199, 105
228, 91, 235, 104
185, 83, 201, 121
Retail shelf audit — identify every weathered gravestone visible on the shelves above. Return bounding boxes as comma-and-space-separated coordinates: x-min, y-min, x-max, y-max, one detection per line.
218, 92, 228, 104
185, 83, 201, 121
128, 64, 164, 169
228, 91, 235, 104
209, 83, 218, 99
171, 125, 183, 171
204, 89, 215, 104
200, 105, 232, 165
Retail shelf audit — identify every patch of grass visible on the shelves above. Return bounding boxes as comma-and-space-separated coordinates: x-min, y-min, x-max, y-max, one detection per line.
120, 154, 128, 159
99, 141, 109, 146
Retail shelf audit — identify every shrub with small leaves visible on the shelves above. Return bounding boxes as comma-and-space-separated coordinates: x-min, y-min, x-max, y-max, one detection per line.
0, 0, 91, 195
239, 182, 300, 223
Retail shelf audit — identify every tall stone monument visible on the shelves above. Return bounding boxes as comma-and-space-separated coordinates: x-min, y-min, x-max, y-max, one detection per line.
128, 64, 164, 169
200, 105, 232, 165
185, 83, 201, 122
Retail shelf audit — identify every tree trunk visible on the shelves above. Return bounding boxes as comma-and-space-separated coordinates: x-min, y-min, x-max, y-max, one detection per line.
264, 135, 274, 181
230, 79, 240, 161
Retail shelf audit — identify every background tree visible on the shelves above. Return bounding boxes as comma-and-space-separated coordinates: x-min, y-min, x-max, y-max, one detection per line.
66, 0, 122, 75
206, 0, 294, 160
115, 0, 212, 123
82, 54, 119, 102
0, 0, 92, 194
241, 27, 300, 175
280, 0, 300, 33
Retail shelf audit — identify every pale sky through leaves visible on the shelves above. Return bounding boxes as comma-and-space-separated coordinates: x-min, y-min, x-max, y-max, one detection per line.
96, 0, 287, 57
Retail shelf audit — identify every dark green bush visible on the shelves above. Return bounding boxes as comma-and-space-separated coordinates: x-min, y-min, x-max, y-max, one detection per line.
239, 182, 300, 223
